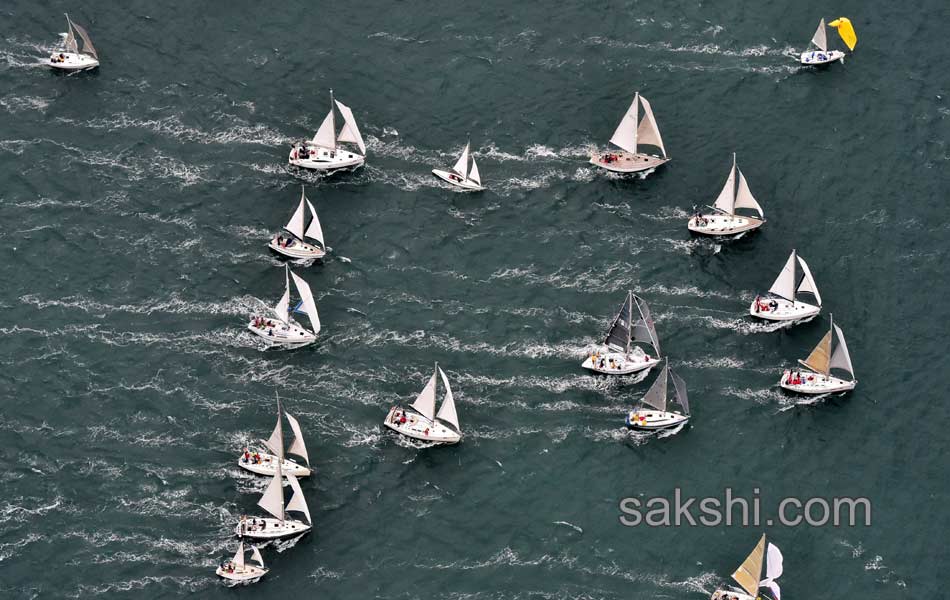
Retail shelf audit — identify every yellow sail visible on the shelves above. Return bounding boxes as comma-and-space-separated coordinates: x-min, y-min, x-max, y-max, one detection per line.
800, 330, 832, 375
731, 534, 766, 598
829, 17, 857, 51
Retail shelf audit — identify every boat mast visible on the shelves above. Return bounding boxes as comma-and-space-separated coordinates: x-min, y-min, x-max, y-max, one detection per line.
329, 89, 337, 151
433, 361, 439, 421
632, 92, 640, 154
276, 395, 285, 524
625, 291, 633, 356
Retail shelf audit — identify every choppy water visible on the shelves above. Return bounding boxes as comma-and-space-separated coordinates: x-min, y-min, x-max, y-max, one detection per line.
1, 1, 947, 598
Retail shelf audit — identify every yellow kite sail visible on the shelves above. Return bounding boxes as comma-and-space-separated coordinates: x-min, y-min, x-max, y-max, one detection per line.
829, 17, 857, 51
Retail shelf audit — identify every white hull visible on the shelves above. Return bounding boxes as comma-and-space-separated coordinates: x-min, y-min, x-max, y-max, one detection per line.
247, 319, 316, 347
590, 151, 670, 173
238, 452, 310, 478
235, 517, 311, 540
780, 369, 856, 395
626, 409, 689, 431
49, 52, 99, 71
289, 144, 364, 171
268, 237, 326, 260
383, 407, 461, 444
582, 349, 659, 376
711, 590, 755, 600
216, 564, 268, 582
688, 215, 764, 236
800, 50, 846, 65
432, 168, 484, 191
749, 297, 820, 322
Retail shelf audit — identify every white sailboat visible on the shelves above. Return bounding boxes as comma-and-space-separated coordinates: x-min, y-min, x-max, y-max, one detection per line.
432, 139, 484, 191
590, 92, 670, 174
626, 363, 690, 431
582, 291, 661, 376
234, 450, 312, 540
384, 363, 462, 445
688, 154, 765, 236
781, 314, 857, 394
239, 396, 311, 478
49, 14, 99, 71
800, 18, 856, 66
216, 541, 268, 583
289, 90, 366, 172
711, 534, 783, 600
247, 265, 321, 347
268, 186, 326, 260
749, 249, 822, 322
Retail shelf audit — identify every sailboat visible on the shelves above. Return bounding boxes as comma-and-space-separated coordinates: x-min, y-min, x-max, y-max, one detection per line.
800, 17, 857, 66
711, 534, 783, 600
268, 186, 326, 260
781, 314, 857, 394
688, 154, 765, 236
289, 90, 366, 172
384, 363, 462, 444
749, 249, 822, 322
247, 265, 321, 347
582, 291, 661, 376
239, 397, 311, 478
216, 541, 268, 583
590, 92, 670, 174
432, 139, 484, 191
234, 452, 312, 540
49, 14, 99, 71
626, 363, 690, 431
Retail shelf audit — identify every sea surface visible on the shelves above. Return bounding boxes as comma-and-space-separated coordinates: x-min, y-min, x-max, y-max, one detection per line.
1, 1, 948, 598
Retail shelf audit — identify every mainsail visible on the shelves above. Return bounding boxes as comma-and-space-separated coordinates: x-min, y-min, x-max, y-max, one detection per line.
732, 534, 766, 598
232, 541, 246, 570
284, 189, 307, 240
811, 18, 828, 51
289, 270, 321, 334
609, 93, 666, 157
274, 267, 291, 323
411, 369, 438, 422
713, 155, 763, 217
258, 465, 285, 521
641, 364, 669, 412
604, 293, 633, 352
63, 14, 79, 54
452, 142, 471, 178
435, 367, 460, 431
311, 101, 336, 149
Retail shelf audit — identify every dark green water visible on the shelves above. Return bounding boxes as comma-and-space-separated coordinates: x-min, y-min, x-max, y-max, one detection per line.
1, 1, 947, 598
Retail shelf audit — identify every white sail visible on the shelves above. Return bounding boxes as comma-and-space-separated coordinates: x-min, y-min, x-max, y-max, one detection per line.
768, 250, 798, 301
63, 15, 79, 54
435, 367, 460, 431
304, 198, 325, 246
289, 271, 321, 335
608, 93, 640, 155
452, 142, 470, 178
334, 99, 366, 154
811, 18, 828, 51
311, 110, 336, 149
410, 371, 438, 422
468, 157, 481, 186
250, 546, 265, 568
284, 411, 310, 466
232, 541, 246, 569
641, 364, 668, 412
713, 159, 737, 214
732, 534, 766, 598
257, 472, 285, 521
760, 542, 784, 600
274, 267, 291, 323
284, 189, 307, 240
285, 473, 311, 525
264, 415, 283, 457
71, 20, 98, 59
795, 255, 821, 306
670, 369, 690, 415
735, 168, 764, 218
830, 324, 854, 378
635, 94, 667, 157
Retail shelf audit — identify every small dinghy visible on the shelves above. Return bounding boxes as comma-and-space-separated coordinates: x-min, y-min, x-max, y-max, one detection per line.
711, 534, 783, 600
268, 186, 326, 260
688, 154, 765, 237
781, 314, 857, 395
800, 17, 856, 66
49, 14, 99, 71
432, 139, 484, 191
289, 90, 366, 172
216, 541, 268, 583
626, 363, 690, 431
247, 265, 321, 348
590, 92, 670, 174
235, 460, 312, 540
749, 249, 821, 322
239, 396, 311, 478
384, 363, 461, 445
582, 291, 661, 376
